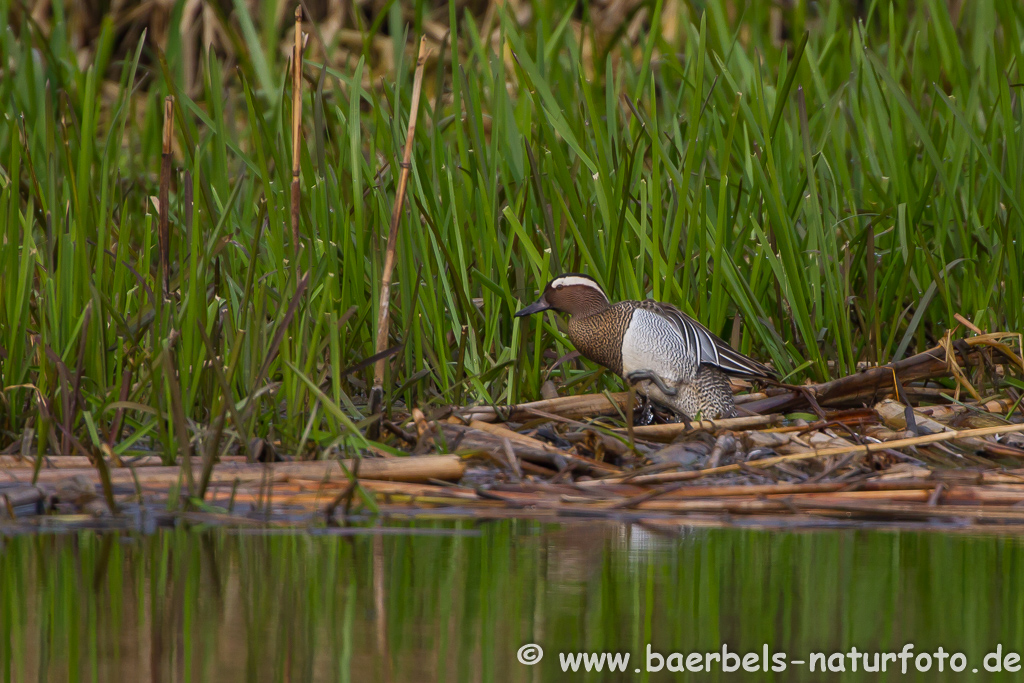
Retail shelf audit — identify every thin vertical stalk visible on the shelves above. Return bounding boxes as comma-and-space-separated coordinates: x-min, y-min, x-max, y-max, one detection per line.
866, 222, 878, 365
162, 341, 195, 497
291, 6, 302, 257
373, 534, 393, 682
159, 96, 173, 296
369, 35, 429, 420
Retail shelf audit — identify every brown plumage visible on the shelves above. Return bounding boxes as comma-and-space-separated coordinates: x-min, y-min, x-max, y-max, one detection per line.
515, 274, 775, 419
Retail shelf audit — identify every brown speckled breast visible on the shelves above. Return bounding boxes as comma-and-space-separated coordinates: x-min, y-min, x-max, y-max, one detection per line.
566, 302, 636, 376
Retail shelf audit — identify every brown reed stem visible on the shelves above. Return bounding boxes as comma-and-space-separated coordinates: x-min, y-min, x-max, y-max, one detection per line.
291, 6, 302, 257
369, 35, 429, 423
159, 96, 173, 296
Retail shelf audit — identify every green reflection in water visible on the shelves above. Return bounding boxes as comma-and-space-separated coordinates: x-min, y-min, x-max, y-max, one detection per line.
2, 523, 1024, 682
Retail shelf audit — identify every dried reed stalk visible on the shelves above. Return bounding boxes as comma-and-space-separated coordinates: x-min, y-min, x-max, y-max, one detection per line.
614, 413, 781, 440
586, 421, 1024, 487
159, 96, 173, 295
468, 420, 573, 455
460, 392, 632, 422
290, 6, 302, 256
746, 334, 1024, 413
23, 455, 466, 486
914, 398, 1019, 421
0, 455, 249, 468
0, 487, 45, 512
439, 424, 618, 476
369, 35, 429, 423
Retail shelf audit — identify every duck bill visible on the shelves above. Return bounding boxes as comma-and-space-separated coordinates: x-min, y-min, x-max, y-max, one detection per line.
515, 298, 551, 317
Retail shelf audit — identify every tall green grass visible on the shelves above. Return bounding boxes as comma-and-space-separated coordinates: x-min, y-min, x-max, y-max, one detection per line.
1, 0, 1022, 458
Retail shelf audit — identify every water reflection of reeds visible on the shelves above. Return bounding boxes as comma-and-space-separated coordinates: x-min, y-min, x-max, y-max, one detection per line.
3, 523, 1023, 682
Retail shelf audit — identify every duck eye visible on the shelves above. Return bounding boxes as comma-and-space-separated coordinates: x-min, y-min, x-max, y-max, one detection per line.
556, 284, 564, 290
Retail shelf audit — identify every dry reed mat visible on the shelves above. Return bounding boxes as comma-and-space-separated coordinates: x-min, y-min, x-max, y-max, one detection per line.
2, 335, 1023, 533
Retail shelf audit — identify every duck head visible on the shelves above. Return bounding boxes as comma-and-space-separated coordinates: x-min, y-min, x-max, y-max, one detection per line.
515, 274, 611, 318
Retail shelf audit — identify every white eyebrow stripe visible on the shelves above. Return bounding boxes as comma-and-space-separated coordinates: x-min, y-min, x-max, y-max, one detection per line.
550, 276, 604, 292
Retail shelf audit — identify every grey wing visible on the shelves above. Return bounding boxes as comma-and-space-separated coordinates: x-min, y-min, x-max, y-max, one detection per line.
640, 301, 775, 379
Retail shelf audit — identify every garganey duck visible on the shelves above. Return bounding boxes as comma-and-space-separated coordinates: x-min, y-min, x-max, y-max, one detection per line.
515, 274, 774, 419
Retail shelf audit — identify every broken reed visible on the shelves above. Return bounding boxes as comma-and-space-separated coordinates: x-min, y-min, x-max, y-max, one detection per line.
371, 34, 430, 425
0, 1, 1023, 462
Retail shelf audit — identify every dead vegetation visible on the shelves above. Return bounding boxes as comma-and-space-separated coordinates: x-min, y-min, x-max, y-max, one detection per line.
4, 333, 1023, 532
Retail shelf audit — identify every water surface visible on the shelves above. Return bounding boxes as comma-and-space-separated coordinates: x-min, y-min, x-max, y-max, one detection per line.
3, 522, 1023, 681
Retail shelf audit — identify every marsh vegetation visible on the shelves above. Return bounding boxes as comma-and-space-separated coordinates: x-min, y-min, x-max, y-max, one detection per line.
2, 0, 1022, 463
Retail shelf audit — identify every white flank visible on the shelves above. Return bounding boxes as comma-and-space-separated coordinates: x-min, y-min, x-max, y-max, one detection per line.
621, 309, 689, 383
